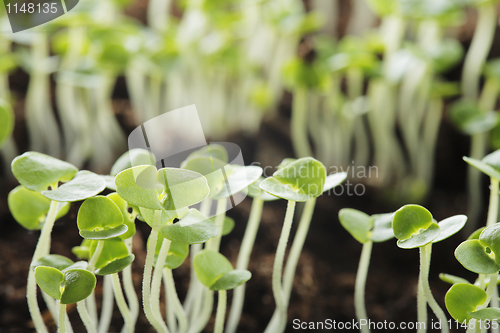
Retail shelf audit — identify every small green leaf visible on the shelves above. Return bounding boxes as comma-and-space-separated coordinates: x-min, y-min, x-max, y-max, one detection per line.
455, 240, 500, 274
193, 250, 233, 288
181, 156, 227, 197
469, 308, 500, 320
439, 273, 470, 285
89, 238, 133, 275
323, 172, 347, 192
0, 99, 14, 148
260, 157, 327, 202
165, 241, 189, 269
160, 209, 218, 244
450, 100, 499, 135
433, 215, 467, 243
247, 178, 280, 201
11, 152, 78, 192
392, 205, 434, 240
479, 223, 500, 264
72, 239, 92, 260
464, 154, 500, 181
77, 196, 126, 240
212, 166, 263, 199
60, 269, 97, 304
101, 175, 117, 191
31, 255, 74, 271
42, 171, 106, 202
210, 270, 252, 291
116, 166, 209, 211
220, 216, 235, 236
110, 148, 156, 176
158, 168, 210, 211
445, 283, 486, 322
8, 186, 54, 230
107, 193, 136, 239
95, 255, 135, 275
185, 144, 228, 163
338, 209, 373, 244
370, 213, 394, 243
397, 222, 441, 249
34, 266, 64, 300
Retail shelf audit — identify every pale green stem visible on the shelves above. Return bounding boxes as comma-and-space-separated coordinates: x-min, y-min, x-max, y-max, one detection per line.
166, 282, 176, 333
420, 244, 449, 333
206, 199, 227, 252
417, 278, 427, 333
355, 241, 373, 333
87, 241, 104, 272
86, 291, 98, 329
461, 2, 497, 101
466, 132, 487, 233
143, 210, 169, 333
77, 301, 96, 333
123, 238, 139, 329
28, 199, 60, 333
214, 290, 227, 333
291, 87, 312, 158
487, 178, 499, 227
98, 275, 113, 333
164, 268, 188, 333
185, 199, 211, 319
112, 273, 133, 333
226, 197, 264, 333
188, 289, 213, 333
58, 302, 67, 333
264, 200, 296, 333
151, 238, 171, 331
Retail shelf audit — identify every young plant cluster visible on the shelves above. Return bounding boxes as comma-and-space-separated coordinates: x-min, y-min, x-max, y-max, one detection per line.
8, 144, 347, 333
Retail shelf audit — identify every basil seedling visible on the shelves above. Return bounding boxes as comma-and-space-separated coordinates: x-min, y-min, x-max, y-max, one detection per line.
338, 209, 394, 333
393, 205, 467, 333
194, 249, 251, 333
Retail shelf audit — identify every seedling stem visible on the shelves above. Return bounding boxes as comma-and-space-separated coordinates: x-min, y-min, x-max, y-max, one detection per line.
355, 241, 373, 333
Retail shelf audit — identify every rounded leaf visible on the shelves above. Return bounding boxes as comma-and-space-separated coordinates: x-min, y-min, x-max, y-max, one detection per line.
90, 238, 133, 274
160, 209, 218, 244
392, 205, 433, 240
115, 165, 165, 210
445, 283, 486, 323
31, 254, 74, 271
34, 266, 64, 300
77, 196, 126, 239
158, 168, 210, 211
11, 152, 78, 192
185, 144, 228, 163
464, 154, 500, 181
107, 193, 136, 239
110, 148, 156, 176
397, 222, 441, 249
212, 166, 263, 199
433, 215, 467, 243
323, 172, 347, 192
479, 223, 500, 264
181, 156, 228, 196
165, 241, 189, 269
247, 178, 280, 201
370, 213, 395, 243
338, 208, 373, 244
193, 250, 233, 288
60, 269, 97, 304
42, 171, 106, 202
9, 185, 50, 230
455, 240, 500, 274
210, 270, 252, 291
469, 308, 500, 320
260, 157, 327, 202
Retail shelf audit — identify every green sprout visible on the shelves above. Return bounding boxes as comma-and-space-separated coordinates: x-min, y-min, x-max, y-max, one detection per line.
338, 209, 394, 333
193, 249, 251, 333
9, 152, 105, 333
392, 204, 467, 333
